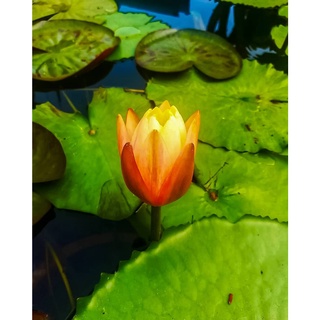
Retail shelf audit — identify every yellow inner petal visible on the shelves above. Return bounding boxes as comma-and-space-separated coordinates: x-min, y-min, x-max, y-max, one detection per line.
148, 107, 170, 127
159, 115, 186, 163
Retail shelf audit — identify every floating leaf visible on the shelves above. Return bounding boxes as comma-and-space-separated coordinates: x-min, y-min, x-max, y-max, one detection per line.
33, 122, 66, 183
33, 89, 151, 219
169, 143, 287, 224
271, 25, 288, 54
32, 192, 52, 224
32, 0, 71, 21
74, 216, 288, 319
278, 5, 288, 17
33, 103, 104, 214
32, 20, 119, 81
220, 0, 288, 8
99, 12, 169, 61
47, 0, 117, 24
135, 28, 242, 79
146, 59, 288, 153
193, 144, 288, 223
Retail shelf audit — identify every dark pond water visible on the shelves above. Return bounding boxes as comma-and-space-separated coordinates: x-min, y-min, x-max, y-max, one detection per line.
32, 0, 287, 319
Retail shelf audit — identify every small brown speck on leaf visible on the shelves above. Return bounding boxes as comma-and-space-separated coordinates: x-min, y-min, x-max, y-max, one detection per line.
88, 129, 96, 135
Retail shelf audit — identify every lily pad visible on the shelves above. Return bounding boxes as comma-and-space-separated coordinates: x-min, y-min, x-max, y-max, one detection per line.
33, 122, 66, 183
32, 0, 71, 21
167, 143, 287, 225
74, 215, 288, 319
32, 19, 119, 81
220, 0, 288, 8
278, 5, 288, 17
146, 59, 288, 153
99, 12, 169, 61
271, 25, 288, 54
135, 28, 242, 79
38, 0, 118, 24
33, 88, 152, 219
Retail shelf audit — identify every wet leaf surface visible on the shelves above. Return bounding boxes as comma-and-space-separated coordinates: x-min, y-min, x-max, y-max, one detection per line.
32, 19, 119, 81
100, 12, 169, 61
161, 143, 287, 227
33, 89, 151, 219
74, 215, 287, 320
146, 59, 288, 153
32, 0, 71, 21
33, 0, 118, 23
135, 28, 242, 79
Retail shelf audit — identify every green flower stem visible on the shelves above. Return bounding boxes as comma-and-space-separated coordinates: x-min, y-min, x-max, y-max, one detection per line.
150, 206, 162, 241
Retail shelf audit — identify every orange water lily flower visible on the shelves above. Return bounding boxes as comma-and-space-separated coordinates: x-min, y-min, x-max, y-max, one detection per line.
117, 100, 200, 207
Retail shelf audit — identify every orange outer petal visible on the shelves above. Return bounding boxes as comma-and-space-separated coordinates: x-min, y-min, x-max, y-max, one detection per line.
134, 129, 172, 195
185, 110, 200, 131
120, 142, 153, 204
125, 108, 140, 139
155, 143, 195, 206
117, 114, 130, 155
185, 110, 200, 152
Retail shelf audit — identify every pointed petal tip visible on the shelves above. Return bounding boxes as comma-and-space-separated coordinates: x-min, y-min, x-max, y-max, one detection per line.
159, 100, 171, 111
125, 108, 140, 138
185, 111, 200, 151
126, 108, 139, 119
117, 114, 130, 155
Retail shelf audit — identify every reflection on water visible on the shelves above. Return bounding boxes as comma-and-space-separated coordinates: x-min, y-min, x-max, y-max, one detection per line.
118, 0, 190, 16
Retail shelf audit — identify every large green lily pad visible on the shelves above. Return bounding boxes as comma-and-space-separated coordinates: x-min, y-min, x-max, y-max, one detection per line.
32, 19, 119, 81
33, 88, 152, 219
135, 28, 242, 79
74, 215, 288, 319
162, 143, 287, 227
99, 12, 169, 61
32, 0, 118, 23
146, 59, 288, 153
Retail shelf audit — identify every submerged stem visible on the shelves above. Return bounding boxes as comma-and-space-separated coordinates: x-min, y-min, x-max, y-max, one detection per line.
150, 206, 162, 242
62, 91, 80, 114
